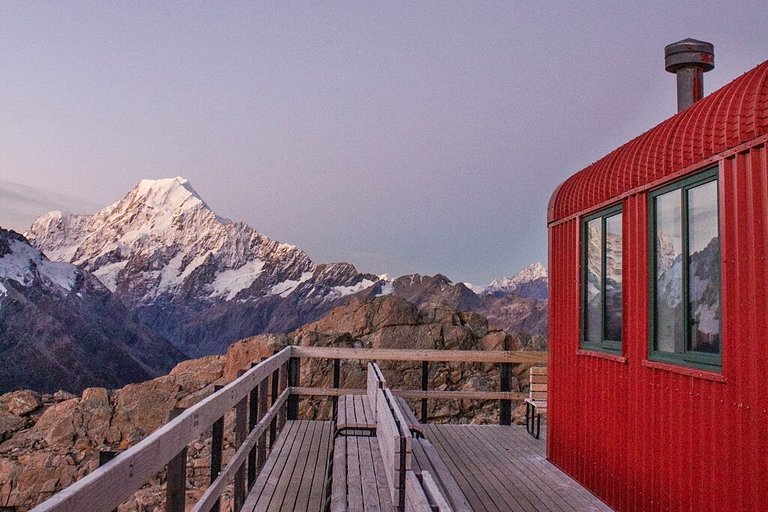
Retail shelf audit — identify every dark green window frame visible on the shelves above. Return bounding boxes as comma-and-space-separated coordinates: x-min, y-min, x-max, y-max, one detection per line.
648, 166, 721, 370
581, 203, 623, 353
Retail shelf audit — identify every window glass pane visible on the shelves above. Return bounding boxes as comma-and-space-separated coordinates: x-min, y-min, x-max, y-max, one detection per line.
585, 218, 603, 343
604, 213, 623, 341
655, 191, 684, 353
687, 181, 720, 353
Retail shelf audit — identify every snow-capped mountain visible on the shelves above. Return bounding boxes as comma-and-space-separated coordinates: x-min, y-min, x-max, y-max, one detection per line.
484, 262, 548, 300
0, 228, 184, 393
27, 177, 380, 355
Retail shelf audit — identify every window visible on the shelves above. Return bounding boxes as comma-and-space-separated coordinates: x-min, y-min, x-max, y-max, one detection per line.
581, 204, 623, 352
649, 166, 721, 369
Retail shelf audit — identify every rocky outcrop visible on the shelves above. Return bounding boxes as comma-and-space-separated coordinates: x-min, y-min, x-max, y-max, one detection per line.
0, 295, 543, 511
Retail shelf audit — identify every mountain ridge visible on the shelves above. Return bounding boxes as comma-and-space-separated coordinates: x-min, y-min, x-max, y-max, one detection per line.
26, 177, 548, 355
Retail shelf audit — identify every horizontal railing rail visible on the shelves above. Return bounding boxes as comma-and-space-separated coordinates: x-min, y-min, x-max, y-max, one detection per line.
30, 345, 546, 512
30, 347, 292, 512
291, 345, 547, 364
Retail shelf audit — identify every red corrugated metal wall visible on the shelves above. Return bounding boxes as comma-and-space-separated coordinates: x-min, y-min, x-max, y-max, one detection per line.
548, 142, 768, 511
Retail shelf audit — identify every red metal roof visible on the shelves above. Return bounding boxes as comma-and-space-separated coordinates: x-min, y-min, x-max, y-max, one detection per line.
548, 60, 768, 223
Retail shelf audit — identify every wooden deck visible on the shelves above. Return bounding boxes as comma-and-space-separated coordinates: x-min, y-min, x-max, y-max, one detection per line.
241, 420, 611, 512
242, 420, 333, 512
423, 424, 612, 512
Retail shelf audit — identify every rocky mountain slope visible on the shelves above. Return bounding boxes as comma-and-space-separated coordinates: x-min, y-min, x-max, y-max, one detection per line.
0, 295, 543, 511
0, 228, 185, 394
26, 178, 379, 356
389, 267, 548, 337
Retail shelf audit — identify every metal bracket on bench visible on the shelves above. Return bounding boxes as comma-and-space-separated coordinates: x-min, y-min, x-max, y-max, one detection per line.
525, 402, 542, 439
335, 426, 376, 438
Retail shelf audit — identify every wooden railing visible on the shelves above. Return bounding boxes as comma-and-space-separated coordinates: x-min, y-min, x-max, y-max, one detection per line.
30, 346, 546, 512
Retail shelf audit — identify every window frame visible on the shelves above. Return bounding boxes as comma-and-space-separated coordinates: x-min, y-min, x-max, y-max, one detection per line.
580, 203, 624, 353
648, 165, 721, 370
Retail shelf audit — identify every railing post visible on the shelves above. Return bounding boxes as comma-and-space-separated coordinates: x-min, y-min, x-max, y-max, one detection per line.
98, 451, 119, 512
332, 358, 340, 419
287, 356, 300, 420
258, 357, 269, 469
270, 360, 279, 447
210, 385, 224, 512
248, 362, 259, 490
421, 361, 429, 423
500, 362, 512, 425
234, 370, 248, 511
279, 358, 289, 426
166, 408, 187, 512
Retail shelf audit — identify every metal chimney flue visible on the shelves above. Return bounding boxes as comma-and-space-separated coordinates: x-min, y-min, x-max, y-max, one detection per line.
665, 38, 714, 112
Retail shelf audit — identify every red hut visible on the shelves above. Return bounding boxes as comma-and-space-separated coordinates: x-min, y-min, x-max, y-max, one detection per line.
547, 41, 768, 511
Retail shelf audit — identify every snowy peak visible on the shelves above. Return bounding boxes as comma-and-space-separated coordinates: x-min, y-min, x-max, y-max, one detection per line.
129, 177, 207, 215
25, 177, 382, 355
0, 228, 94, 298
484, 262, 548, 299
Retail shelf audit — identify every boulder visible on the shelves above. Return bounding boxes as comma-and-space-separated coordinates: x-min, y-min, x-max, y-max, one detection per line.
223, 334, 285, 380
4, 390, 42, 416
301, 296, 418, 337
0, 410, 25, 441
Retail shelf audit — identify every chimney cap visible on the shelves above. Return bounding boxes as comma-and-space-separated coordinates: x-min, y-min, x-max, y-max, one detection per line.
665, 38, 715, 73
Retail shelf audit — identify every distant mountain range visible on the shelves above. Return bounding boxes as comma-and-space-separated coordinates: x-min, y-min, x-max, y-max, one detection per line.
1, 177, 547, 392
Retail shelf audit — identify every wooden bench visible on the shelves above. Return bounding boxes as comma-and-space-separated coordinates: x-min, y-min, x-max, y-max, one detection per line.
336, 371, 423, 439
524, 366, 547, 439
333, 363, 456, 512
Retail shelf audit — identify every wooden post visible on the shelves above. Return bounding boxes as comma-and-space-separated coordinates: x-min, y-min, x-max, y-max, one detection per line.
269, 363, 279, 448
210, 385, 224, 512
332, 358, 340, 419
234, 371, 247, 511
258, 357, 269, 470
98, 451, 119, 512
287, 357, 300, 420
279, 359, 289, 427
500, 363, 512, 425
166, 408, 187, 512
421, 361, 429, 423
247, 362, 259, 489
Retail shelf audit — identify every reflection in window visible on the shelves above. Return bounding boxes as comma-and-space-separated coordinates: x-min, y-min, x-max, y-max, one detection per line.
654, 191, 683, 353
687, 181, 720, 353
585, 218, 603, 344
651, 168, 720, 368
582, 206, 622, 351
604, 213, 623, 342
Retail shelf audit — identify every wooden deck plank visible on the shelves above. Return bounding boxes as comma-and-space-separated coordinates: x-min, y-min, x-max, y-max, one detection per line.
437, 425, 533, 512
244, 421, 332, 512
347, 436, 364, 509
264, 420, 313, 511
425, 424, 503, 512
424, 424, 612, 512
243, 420, 296, 510
369, 437, 396, 511
455, 425, 595, 512
331, 436, 347, 512
457, 425, 560, 512
307, 421, 332, 512
290, 421, 323, 512
359, 436, 383, 512
479, 425, 604, 511
412, 438, 472, 511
